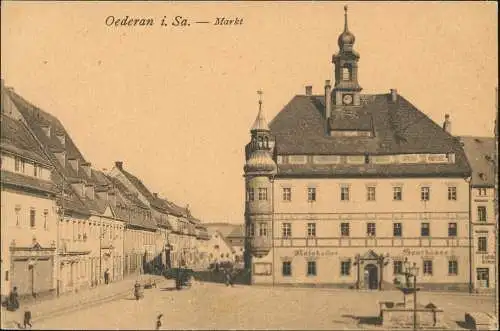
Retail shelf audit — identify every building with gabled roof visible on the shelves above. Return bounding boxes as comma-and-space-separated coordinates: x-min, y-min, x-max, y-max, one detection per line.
1, 96, 59, 300
3, 84, 128, 293
459, 136, 496, 293
244, 7, 471, 291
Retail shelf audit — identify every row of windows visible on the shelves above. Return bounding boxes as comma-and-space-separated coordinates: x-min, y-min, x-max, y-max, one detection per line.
247, 186, 459, 202
281, 260, 459, 277
249, 222, 461, 238
60, 219, 125, 242
13, 157, 43, 177
14, 205, 49, 230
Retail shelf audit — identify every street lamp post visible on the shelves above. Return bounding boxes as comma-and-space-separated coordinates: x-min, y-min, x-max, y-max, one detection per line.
403, 258, 419, 331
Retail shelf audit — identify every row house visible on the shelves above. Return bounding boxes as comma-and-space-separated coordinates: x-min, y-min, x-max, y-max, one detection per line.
109, 162, 167, 272
6, 87, 125, 293
460, 136, 496, 293
194, 220, 210, 269
1, 104, 58, 300
105, 175, 157, 277
2, 83, 211, 297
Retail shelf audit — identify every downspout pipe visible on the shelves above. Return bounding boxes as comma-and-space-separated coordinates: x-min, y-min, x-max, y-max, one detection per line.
466, 176, 473, 293
271, 175, 275, 287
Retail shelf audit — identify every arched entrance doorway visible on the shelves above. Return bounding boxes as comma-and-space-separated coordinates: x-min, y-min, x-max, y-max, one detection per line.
364, 264, 378, 290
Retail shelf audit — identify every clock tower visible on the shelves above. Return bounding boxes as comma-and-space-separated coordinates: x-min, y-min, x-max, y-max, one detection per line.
331, 5, 362, 107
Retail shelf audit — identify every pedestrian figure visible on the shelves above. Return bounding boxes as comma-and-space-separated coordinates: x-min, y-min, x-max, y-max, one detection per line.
7, 286, 19, 311
224, 269, 233, 287
155, 313, 163, 330
104, 268, 110, 285
23, 309, 32, 329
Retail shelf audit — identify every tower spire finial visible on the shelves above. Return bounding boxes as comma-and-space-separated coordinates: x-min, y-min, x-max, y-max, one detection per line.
251, 90, 269, 132
344, 5, 349, 32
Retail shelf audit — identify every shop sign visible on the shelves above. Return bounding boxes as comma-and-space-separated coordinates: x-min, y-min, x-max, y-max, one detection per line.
481, 254, 495, 264
402, 248, 450, 256
294, 249, 338, 257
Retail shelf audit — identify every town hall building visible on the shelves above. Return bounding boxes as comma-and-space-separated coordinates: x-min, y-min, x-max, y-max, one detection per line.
244, 7, 472, 291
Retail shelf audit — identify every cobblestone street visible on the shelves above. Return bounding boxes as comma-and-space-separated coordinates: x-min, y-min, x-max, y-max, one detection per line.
29, 281, 495, 330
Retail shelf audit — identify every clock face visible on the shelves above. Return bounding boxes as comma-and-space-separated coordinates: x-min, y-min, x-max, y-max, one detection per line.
343, 94, 353, 105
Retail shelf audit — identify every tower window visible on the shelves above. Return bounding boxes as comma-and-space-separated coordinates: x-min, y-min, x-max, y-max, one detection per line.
258, 188, 268, 201
246, 188, 255, 202
342, 67, 351, 81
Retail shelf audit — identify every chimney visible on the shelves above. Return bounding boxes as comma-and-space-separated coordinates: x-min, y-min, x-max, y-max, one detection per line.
68, 158, 79, 173
85, 184, 95, 200
305, 85, 312, 96
153, 193, 158, 199
390, 89, 398, 102
81, 162, 91, 177
56, 132, 66, 146
41, 124, 51, 137
325, 80, 332, 119
115, 161, 123, 170
443, 114, 452, 134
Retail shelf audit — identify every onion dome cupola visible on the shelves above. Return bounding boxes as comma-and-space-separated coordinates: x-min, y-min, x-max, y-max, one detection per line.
332, 5, 362, 107
244, 90, 277, 176
338, 5, 356, 49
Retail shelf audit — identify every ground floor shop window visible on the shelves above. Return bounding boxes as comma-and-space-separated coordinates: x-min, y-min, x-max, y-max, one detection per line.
476, 268, 489, 288
282, 261, 292, 276
307, 261, 316, 276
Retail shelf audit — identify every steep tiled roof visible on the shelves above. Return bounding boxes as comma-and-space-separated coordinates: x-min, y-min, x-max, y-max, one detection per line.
266, 94, 470, 177
459, 136, 496, 187
104, 174, 157, 230
1, 114, 51, 166
5, 89, 96, 216
1, 170, 57, 194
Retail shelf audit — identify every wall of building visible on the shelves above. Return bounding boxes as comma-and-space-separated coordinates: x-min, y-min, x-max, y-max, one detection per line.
471, 186, 496, 291
1, 188, 57, 298
248, 176, 471, 290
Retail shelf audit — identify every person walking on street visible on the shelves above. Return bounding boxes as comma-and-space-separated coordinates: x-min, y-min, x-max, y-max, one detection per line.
155, 313, 163, 330
7, 286, 19, 311
23, 309, 32, 329
104, 268, 110, 285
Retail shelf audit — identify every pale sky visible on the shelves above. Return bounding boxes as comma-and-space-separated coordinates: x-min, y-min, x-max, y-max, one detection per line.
1, 2, 497, 224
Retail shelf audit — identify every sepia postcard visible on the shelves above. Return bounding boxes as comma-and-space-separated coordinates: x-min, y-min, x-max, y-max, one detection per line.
0, 1, 498, 330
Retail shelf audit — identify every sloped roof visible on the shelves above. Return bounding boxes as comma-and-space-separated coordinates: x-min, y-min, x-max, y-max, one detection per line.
1, 169, 57, 194
204, 223, 241, 237
3, 90, 90, 216
459, 136, 495, 187
266, 94, 470, 178
103, 173, 158, 230
226, 224, 245, 239
1, 114, 52, 166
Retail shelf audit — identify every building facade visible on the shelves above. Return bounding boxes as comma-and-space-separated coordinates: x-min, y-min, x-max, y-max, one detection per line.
5, 85, 127, 293
460, 136, 496, 293
1, 103, 58, 300
244, 8, 472, 291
